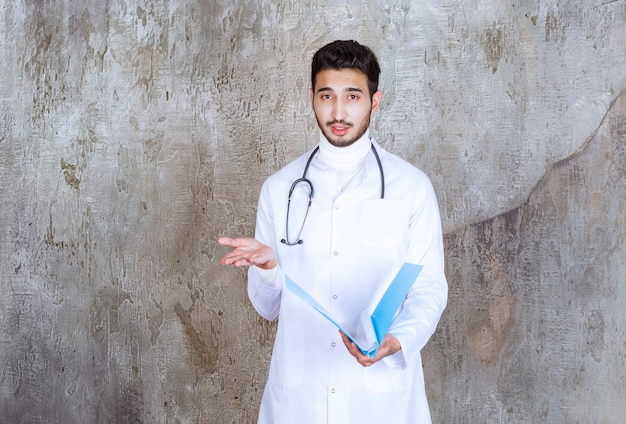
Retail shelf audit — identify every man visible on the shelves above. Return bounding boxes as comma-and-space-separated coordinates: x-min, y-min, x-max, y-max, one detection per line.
219, 40, 447, 423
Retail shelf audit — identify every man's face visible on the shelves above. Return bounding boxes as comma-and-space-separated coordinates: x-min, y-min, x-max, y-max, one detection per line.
310, 68, 382, 147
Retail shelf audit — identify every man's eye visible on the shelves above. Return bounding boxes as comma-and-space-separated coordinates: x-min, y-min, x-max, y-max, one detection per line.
348, 94, 358, 100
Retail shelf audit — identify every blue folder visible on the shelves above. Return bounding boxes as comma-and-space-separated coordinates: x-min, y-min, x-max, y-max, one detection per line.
285, 263, 423, 357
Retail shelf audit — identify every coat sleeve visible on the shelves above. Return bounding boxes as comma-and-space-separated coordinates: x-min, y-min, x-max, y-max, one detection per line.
246, 179, 283, 321
385, 174, 448, 369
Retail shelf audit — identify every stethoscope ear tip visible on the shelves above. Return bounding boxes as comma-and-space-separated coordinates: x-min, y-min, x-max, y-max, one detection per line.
280, 238, 304, 245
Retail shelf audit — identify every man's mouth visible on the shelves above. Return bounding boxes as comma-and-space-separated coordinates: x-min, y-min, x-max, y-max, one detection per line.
329, 121, 352, 136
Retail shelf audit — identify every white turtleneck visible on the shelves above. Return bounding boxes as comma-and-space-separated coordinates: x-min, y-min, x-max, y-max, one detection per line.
316, 130, 371, 192
317, 129, 371, 172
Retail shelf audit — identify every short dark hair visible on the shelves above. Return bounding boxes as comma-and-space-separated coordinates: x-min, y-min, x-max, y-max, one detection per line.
311, 40, 381, 98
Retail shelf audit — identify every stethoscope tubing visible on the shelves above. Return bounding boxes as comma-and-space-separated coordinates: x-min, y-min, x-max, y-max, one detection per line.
281, 142, 385, 245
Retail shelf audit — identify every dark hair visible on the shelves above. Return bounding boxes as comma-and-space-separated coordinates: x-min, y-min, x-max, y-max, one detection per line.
311, 40, 381, 98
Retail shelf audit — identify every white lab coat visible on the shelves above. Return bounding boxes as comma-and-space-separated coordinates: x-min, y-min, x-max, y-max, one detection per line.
247, 139, 448, 424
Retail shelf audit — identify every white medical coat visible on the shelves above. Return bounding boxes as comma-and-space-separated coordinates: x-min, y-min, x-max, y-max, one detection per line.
247, 139, 448, 424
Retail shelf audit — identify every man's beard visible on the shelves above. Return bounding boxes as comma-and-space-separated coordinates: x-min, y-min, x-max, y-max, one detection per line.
317, 115, 371, 147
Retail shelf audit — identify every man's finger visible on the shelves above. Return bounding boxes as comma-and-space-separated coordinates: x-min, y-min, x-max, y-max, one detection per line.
217, 237, 236, 247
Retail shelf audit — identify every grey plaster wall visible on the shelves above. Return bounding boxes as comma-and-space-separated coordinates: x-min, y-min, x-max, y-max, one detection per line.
428, 93, 626, 422
0, 0, 624, 423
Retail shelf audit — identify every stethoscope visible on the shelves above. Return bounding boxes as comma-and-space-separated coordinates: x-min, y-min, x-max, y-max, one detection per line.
280, 143, 385, 245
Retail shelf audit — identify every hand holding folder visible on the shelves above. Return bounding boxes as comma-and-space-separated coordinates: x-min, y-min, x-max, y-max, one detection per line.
285, 263, 423, 358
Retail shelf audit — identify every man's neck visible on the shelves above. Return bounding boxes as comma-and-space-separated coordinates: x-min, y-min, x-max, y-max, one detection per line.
317, 129, 371, 172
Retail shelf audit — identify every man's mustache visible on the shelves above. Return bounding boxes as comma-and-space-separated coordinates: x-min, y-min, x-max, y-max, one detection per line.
326, 120, 353, 127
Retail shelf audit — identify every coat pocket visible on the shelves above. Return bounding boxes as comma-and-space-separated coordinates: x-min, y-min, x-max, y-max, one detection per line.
359, 199, 408, 248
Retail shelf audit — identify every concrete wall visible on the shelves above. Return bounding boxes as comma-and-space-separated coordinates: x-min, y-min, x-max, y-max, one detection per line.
0, 0, 624, 422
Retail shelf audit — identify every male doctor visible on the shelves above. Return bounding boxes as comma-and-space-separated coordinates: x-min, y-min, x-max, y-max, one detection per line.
219, 40, 447, 423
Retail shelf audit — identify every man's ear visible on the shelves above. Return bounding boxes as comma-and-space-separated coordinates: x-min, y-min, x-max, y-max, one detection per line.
309, 87, 314, 105
371, 90, 383, 113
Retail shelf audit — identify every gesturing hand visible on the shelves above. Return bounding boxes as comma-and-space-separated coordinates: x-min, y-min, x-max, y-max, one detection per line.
340, 331, 401, 367
218, 237, 278, 270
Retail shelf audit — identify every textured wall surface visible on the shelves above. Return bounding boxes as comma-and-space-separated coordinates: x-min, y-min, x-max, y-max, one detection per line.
0, 0, 625, 423
426, 92, 626, 422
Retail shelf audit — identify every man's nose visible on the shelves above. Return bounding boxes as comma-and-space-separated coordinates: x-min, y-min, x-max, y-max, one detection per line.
332, 99, 347, 121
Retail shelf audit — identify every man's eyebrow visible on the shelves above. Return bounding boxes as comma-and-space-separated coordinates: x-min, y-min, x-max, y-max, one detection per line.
315, 86, 364, 94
